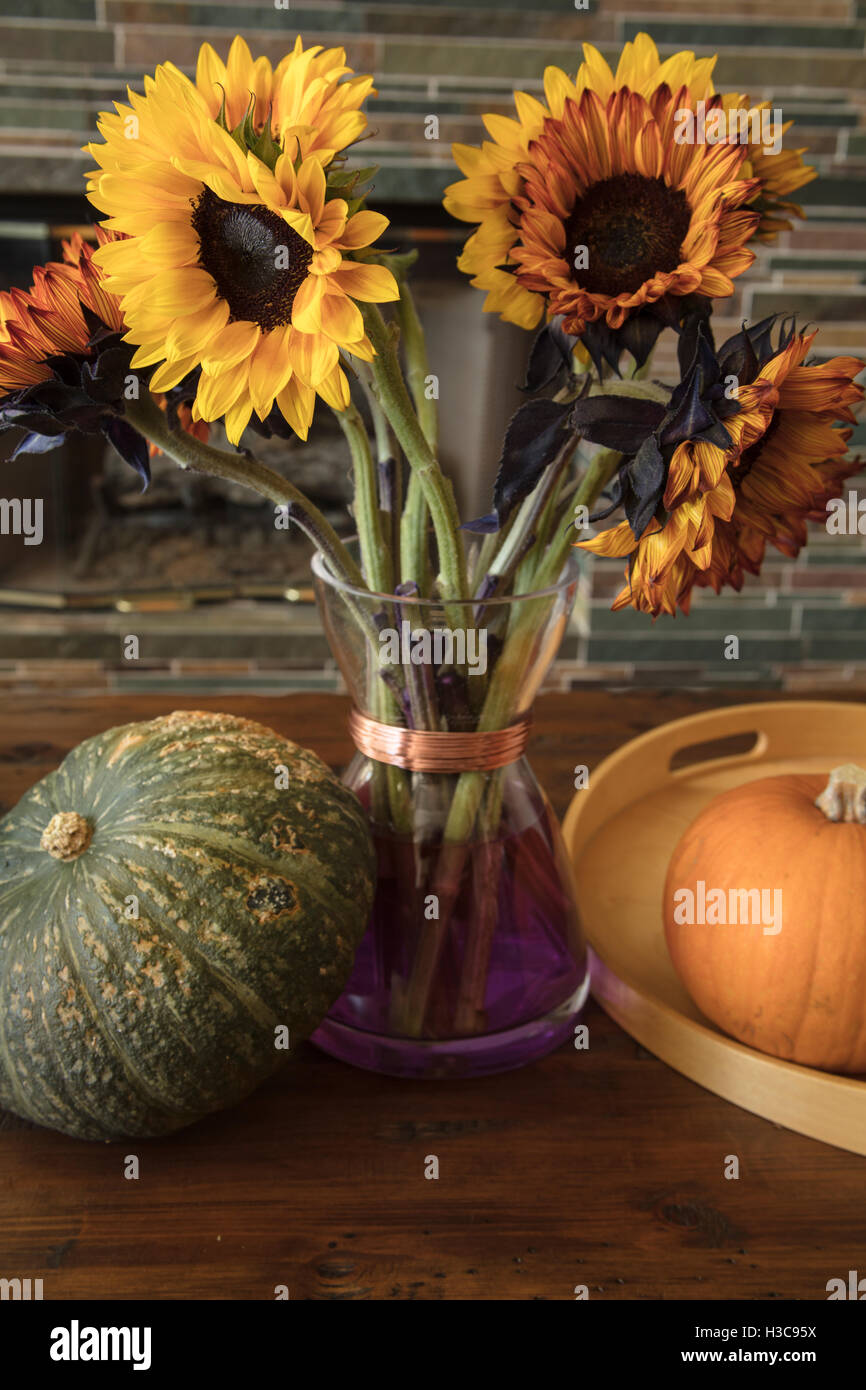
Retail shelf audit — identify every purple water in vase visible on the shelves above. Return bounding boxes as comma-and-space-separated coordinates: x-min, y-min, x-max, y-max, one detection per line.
309, 547, 589, 1079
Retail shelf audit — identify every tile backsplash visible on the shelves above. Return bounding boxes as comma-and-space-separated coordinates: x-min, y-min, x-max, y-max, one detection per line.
0, 0, 863, 686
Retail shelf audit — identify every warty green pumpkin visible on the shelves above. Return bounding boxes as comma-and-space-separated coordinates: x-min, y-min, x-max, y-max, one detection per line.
0, 710, 374, 1141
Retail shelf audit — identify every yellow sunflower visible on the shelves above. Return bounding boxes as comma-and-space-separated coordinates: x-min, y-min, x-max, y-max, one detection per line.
193, 34, 374, 165
446, 33, 815, 329
84, 39, 398, 444
580, 333, 864, 617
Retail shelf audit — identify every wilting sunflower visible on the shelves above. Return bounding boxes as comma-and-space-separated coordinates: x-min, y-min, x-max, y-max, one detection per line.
446, 33, 815, 331
85, 38, 398, 445
580, 327, 864, 617
0, 229, 157, 479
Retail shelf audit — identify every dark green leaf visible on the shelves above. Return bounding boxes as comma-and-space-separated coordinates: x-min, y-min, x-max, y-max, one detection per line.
521, 316, 578, 393
569, 394, 666, 453
492, 398, 572, 522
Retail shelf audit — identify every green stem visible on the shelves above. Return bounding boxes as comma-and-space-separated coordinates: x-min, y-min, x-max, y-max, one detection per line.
400, 472, 431, 593
394, 283, 435, 592
358, 370, 395, 467
362, 303, 467, 600
397, 281, 438, 451
124, 393, 364, 591
355, 366, 403, 572
336, 404, 413, 834
532, 448, 623, 591
397, 449, 623, 1036
336, 403, 393, 595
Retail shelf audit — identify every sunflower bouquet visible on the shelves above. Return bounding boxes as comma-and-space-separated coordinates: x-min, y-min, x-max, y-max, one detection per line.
1, 33, 862, 1059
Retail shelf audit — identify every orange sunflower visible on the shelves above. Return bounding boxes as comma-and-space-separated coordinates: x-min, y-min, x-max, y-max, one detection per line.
446, 33, 815, 330
510, 84, 760, 337
84, 38, 398, 445
580, 332, 864, 617
0, 229, 163, 479
0, 228, 124, 391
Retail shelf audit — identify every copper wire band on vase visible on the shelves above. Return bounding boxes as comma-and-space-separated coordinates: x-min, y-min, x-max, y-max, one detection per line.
348, 708, 532, 773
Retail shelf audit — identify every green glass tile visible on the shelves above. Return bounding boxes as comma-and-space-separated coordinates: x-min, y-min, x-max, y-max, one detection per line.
800, 607, 866, 631
369, 0, 592, 8
797, 178, 866, 207
803, 548, 866, 566
362, 5, 598, 38
0, 101, 94, 132
589, 603, 793, 632
0, 24, 113, 63
104, 3, 363, 32
809, 634, 866, 658
7, 0, 95, 16
622, 20, 865, 50
382, 39, 590, 80
750, 289, 866, 321
586, 636, 805, 664
767, 256, 866, 276
713, 54, 865, 90
368, 162, 452, 201
781, 110, 859, 128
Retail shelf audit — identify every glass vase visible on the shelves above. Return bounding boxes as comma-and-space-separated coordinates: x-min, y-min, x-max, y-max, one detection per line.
309, 547, 589, 1078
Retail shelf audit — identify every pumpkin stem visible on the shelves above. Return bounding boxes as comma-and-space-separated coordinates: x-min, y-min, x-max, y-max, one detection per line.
815, 764, 866, 825
41, 811, 93, 861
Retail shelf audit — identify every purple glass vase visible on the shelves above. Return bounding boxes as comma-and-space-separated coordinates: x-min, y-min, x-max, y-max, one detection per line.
309, 547, 589, 1078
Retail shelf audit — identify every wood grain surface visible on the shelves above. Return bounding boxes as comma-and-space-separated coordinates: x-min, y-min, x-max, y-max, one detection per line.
1, 688, 864, 1301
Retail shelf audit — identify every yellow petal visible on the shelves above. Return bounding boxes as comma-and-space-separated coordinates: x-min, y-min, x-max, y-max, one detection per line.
224, 393, 254, 446
148, 353, 200, 392
339, 210, 389, 249
139, 221, 201, 268
122, 267, 216, 317
248, 326, 294, 415
288, 329, 338, 386
543, 65, 575, 119
166, 298, 231, 358
195, 359, 249, 420
316, 364, 350, 412
296, 157, 326, 224
329, 261, 399, 302
291, 273, 326, 333
276, 376, 315, 440
200, 319, 262, 373
319, 290, 363, 344
195, 41, 227, 110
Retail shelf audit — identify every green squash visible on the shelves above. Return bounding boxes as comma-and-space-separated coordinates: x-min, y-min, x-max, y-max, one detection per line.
0, 710, 374, 1141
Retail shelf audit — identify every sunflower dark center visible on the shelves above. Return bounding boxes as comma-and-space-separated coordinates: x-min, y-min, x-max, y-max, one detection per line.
728, 412, 780, 489
190, 187, 313, 330
564, 173, 691, 297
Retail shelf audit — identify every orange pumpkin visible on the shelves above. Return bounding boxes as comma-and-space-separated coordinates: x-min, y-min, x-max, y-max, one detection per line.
663, 764, 866, 1074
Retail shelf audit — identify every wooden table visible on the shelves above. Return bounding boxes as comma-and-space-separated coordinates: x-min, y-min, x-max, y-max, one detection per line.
1, 688, 863, 1301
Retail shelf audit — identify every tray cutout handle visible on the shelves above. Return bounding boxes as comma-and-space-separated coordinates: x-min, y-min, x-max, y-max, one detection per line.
669, 729, 765, 773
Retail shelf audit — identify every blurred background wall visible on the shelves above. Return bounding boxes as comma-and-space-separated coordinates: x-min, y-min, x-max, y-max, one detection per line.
0, 0, 863, 695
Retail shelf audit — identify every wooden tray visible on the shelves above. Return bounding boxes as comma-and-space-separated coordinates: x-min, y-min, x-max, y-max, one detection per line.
561, 700, 866, 1157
